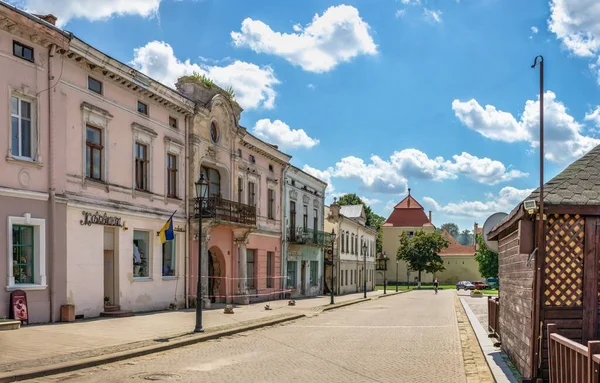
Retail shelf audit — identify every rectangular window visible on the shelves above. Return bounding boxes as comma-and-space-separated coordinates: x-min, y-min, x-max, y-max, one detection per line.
266, 252, 274, 288
248, 181, 256, 206
303, 205, 308, 229
249, 154, 255, 163
287, 261, 296, 289
10, 95, 33, 159
12, 225, 34, 284
269, 164, 273, 172
13, 41, 34, 62
137, 101, 148, 115
268, 189, 275, 219
135, 142, 149, 191
310, 261, 318, 286
247, 249, 255, 289
88, 76, 103, 94
162, 237, 176, 277
167, 154, 177, 198
86, 125, 103, 180
238, 177, 243, 203
169, 116, 178, 129
133, 231, 150, 278
313, 208, 318, 230
345, 270, 348, 286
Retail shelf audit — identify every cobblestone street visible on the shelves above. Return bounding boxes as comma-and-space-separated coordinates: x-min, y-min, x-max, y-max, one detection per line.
26, 290, 468, 383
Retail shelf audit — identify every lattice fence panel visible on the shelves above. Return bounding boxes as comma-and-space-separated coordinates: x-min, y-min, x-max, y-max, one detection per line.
543, 213, 585, 307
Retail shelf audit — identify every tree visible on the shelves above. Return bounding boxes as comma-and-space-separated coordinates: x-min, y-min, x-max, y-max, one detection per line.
441, 223, 460, 239
396, 230, 449, 288
474, 234, 498, 279
458, 229, 473, 246
336, 193, 385, 253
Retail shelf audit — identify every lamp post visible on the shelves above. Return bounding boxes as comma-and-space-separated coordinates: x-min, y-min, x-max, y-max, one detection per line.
194, 173, 209, 333
362, 242, 367, 298
396, 259, 399, 292
330, 228, 336, 305
383, 252, 388, 294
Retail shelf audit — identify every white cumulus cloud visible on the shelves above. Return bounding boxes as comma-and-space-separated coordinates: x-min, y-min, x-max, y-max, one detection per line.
231, 4, 377, 73
453, 90, 600, 163
423, 8, 442, 23
130, 41, 279, 110
360, 196, 381, 205
424, 186, 534, 218
302, 165, 335, 194
252, 119, 319, 149
11, 0, 161, 27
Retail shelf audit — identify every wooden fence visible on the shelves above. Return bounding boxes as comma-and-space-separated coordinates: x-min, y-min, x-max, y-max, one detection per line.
547, 324, 600, 382
488, 296, 500, 337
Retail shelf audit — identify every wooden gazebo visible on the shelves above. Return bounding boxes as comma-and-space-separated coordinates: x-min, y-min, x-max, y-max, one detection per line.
488, 145, 600, 382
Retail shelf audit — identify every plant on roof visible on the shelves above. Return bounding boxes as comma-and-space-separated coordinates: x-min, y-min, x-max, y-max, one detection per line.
185, 71, 214, 88
225, 86, 236, 100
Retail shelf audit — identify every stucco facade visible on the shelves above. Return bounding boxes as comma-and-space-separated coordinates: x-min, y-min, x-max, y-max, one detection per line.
282, 165, 327, 298
324, 204, 377, 296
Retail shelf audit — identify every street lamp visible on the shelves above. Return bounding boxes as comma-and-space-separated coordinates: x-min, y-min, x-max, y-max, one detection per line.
376, 252, 389, 294
194, 173, 209, 333
330, 228, 336, 305
362, 241, 367, 298
396, 259, 399, 292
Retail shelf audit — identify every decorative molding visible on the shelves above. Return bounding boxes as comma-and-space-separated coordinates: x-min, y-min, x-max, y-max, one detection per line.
289, 190, 298, 200
81, 102, 113, 120
206, 146, 217, 160
302, 194, 310, 204
131, 122, 158, 138
313, 199, 320, 208
164, 136, 184, 147
0, 186, 49, 201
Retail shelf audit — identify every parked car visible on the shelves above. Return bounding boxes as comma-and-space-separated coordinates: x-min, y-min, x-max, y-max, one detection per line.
472, 281, 490, 290
456, 281, 475, 290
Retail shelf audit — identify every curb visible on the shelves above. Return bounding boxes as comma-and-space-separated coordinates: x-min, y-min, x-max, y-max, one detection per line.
376, 290, 409, 298
321, 297, 371, 311
0, 314, 305, 383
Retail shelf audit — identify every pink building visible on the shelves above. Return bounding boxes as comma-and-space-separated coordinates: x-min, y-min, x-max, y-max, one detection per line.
178, 78, 290, 306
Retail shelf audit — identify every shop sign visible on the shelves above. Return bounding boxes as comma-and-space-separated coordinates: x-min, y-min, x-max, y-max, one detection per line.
80, 211, 123, 227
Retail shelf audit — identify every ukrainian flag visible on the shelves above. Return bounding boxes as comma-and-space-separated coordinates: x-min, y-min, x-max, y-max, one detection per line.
159, 211, 176, 244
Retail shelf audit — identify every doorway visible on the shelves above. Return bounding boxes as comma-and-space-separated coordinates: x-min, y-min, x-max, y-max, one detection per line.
103, 228, 117, 305
301, 261, 307, 295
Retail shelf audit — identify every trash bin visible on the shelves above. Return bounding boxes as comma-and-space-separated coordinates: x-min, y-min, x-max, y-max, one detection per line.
61, 304, 75, 322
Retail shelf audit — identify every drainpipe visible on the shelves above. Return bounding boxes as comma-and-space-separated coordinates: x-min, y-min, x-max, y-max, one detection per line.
281, 164, 290, 298
184, 114, 190, 309
47, 44, 57, 323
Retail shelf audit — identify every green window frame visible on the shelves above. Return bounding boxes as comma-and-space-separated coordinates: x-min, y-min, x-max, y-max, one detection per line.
310, 261, 318, 286
12, 225, 34, 284
287, 261, 296, 289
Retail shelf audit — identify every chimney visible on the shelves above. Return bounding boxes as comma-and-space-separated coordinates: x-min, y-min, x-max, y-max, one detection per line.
34, 14, 57, 25
429, 210, 432, 222
474, 222, 479, 245
407, 188, 411, 208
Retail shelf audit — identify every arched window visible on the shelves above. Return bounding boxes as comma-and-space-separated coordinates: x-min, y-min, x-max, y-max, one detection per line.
201, 166, 221, 197
341, 232, 345, 253
351, 234, 354, 254
345, 231, 349, 252
355, 236, 358, 255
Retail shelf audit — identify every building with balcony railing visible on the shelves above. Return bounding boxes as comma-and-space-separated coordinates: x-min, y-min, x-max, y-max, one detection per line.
180, 78, 290, 306
282, 166, 327, 298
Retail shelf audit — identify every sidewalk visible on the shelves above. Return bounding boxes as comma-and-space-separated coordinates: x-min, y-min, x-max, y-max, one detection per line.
0, 290, 387, 375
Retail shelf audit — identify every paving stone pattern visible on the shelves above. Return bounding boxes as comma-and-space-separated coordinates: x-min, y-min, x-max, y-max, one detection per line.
23, 290, 468, 383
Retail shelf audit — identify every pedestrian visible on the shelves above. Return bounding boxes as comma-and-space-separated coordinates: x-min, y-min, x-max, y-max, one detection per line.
433, 278, 439, 294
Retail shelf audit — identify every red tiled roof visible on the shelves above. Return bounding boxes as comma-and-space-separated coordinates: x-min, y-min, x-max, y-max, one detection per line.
384, 194, 433, 227
439, 229, 476, 256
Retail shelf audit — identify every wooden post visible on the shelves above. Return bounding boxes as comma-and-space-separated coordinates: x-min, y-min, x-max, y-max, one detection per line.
548, 324, 557, 383
588, 341, 600, 383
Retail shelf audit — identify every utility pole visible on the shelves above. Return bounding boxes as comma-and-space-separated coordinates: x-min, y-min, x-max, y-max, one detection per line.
531, 55, 544, 381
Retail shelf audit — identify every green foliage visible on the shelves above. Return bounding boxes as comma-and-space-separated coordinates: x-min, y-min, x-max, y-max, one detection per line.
336, 193, 385, 253
474, 234, 498, 279
396, 231, 449, 279
471, 290, 484, 296
458, 229, 473, 246
186, 71, 214, 88
441, 223, 460, 238
225, 86, 236, 100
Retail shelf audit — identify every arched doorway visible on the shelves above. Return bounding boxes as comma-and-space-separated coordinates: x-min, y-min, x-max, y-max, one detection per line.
208, 247, 226, 303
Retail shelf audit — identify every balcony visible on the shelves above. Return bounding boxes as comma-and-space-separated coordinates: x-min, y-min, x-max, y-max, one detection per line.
194, 197, 256, 226
287, 227, 333, 247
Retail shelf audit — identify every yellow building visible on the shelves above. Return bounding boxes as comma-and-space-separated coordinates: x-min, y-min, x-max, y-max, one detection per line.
379, 189, 484, 286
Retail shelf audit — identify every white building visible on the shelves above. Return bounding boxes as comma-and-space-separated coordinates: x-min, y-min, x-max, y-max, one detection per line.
325, 202, 377, 295
282, 166, 327, 298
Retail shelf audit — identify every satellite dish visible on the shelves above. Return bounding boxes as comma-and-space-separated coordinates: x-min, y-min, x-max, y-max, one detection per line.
483, 212, 508, 253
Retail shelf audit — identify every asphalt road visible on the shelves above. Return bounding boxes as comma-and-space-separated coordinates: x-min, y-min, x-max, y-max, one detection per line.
28, 290, 465, 383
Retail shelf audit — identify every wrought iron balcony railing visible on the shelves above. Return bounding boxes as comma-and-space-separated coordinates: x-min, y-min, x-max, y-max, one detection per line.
194, 197, 256, 226
287, 227, 333, 247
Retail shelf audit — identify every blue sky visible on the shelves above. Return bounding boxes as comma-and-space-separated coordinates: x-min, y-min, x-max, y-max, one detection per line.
10, 0, 600, 231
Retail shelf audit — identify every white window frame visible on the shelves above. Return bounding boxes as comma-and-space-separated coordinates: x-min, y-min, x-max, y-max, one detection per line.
133, 229, 152, 280
8, 91, 38, 162
6, 214, 46, 291
82, 103, 112, 183
162, 234, 177, 279
164, 137, 183, 200
132, 123, 157, 194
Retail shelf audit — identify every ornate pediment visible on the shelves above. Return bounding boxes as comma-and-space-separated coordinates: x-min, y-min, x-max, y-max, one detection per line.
290, 190, 298, 200
206, 146, 217, 159
302, 194, 310, 204
313, 199, 320, 208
